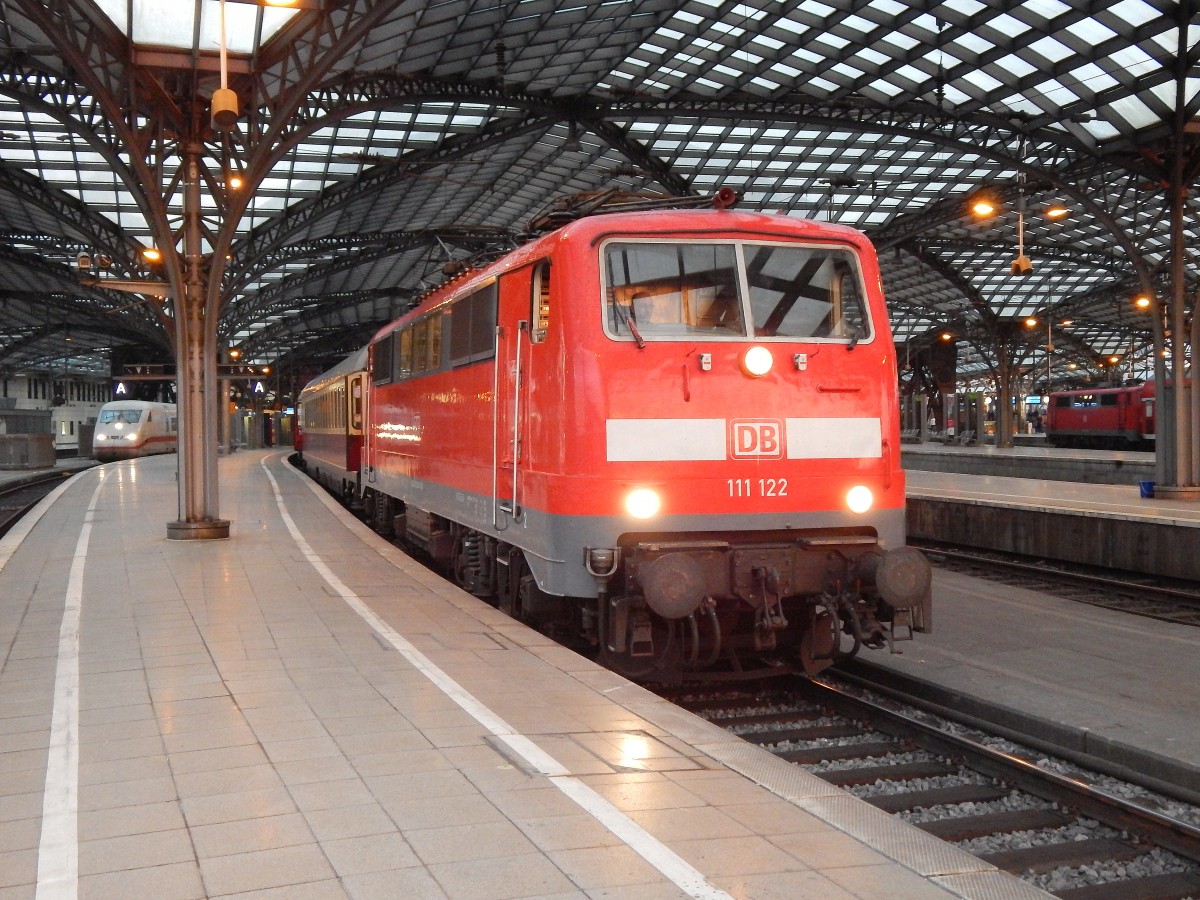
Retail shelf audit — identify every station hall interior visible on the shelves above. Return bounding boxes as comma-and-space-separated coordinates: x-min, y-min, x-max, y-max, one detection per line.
5, 5, 1200, 900
0, 0, 1198, 524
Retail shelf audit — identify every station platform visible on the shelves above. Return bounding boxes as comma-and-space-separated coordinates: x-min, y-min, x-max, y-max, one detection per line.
0, 456, 97, 488
905, 469, 1200, 581
0, 450, 1039, 899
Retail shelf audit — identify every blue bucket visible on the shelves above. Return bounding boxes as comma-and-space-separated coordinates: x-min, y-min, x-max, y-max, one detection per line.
1139, 480, 1156, 498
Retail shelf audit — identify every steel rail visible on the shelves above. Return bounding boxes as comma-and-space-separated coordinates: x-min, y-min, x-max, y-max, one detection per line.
798, 675, 1200, 866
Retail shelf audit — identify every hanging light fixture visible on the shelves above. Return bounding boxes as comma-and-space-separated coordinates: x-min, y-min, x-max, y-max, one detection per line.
1043, 199, 1069, 219
1010, 156, 1033, 276
211, 0, 239, 130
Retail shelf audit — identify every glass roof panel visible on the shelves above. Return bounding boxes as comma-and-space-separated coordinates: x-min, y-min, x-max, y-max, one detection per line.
1108, 93, 1163, 131
992, 54, 1039, 79
1028, 35, 1075, 65
983, 14, 1034, 39
1066, 18, 1118, 44
880, 31, 920, 51
1107, 0, 1166, 27
1027, 0, 1071, 19
91, 0, 300, 53
953, 34, 996, 56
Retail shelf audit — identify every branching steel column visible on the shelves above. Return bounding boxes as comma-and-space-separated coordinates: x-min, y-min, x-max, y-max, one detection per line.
1160, 0, 1199, 497
167, 144, 229, 540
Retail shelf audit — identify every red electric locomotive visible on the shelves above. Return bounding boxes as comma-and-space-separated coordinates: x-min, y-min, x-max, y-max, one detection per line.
303, 200, 932, 680
296, 346, 368, 505
1045, 382, 1155, 449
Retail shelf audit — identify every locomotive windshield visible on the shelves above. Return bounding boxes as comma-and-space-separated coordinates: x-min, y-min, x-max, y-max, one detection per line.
98, 408, 143, 424
603, 240, 871, 343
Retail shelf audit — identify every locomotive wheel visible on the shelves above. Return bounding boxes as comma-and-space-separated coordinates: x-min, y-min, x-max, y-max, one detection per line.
370, 493, 393, 537
452, 538, 468, 589
798, 610, 838, 676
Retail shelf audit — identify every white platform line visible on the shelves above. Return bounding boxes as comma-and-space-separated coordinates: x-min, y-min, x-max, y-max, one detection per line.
265, 458, 732, 900
36, 468, 108, 900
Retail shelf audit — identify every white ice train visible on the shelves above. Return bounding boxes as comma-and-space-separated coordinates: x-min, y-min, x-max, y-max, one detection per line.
91, 400, 179, 461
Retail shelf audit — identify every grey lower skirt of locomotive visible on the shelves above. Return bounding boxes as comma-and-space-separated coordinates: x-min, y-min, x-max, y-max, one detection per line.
359, 486, 931, 682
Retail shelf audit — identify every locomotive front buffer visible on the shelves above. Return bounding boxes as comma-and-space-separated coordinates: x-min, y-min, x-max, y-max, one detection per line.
593, 537, 932, 678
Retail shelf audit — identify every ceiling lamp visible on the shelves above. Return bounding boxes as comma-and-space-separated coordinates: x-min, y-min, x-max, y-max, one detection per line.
969, 193, 998, 217
1009, 174, 1033, 277
1043, 200, 1069, 219
211, 0, 239, 130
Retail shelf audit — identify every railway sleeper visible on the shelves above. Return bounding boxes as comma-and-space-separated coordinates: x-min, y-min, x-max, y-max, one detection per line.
917, 808, 1073, 842
713, 710, 823, 729
669, 696, 778, 714
1054, 870, 1200, 900
980, 838, 1142, 875
740, 723, 862, 745
778, 739, 908, 765
867, 783, 1010, 813
816, 759, 951, 787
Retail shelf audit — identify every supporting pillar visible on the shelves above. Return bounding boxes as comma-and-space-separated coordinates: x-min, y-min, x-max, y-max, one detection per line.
1155, 0, 1200, 499
167, 146, 230, 539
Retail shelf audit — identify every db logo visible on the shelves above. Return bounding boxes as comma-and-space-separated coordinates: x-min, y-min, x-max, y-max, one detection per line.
729, 419, 785, 459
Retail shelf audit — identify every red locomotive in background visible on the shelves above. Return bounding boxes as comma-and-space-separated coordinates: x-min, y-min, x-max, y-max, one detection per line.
297, 198, 931, 681
1044, 382, 1156, 450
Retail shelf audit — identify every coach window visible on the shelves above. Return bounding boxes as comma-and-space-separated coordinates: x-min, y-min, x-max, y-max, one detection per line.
398, 327, 413, 379
428, 314, 443, 370
531, 260, 550, 343
372, 332, 395, 385
449, 281, 499, 366
415, 319, 436, 374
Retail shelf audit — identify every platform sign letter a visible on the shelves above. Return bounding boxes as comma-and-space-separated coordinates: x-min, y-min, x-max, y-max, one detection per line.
730, 419, 784, 459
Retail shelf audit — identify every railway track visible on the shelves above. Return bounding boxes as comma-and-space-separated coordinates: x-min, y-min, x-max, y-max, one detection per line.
659, 675, 1200, 899
0, 472, 77, 538
911, 539, 1200, 628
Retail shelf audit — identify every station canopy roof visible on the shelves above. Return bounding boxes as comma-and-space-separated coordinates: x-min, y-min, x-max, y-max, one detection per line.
0, 0, 1194, 395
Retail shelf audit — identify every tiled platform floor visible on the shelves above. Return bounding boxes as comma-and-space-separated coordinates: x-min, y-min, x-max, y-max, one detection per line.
0, 450, 1041, 899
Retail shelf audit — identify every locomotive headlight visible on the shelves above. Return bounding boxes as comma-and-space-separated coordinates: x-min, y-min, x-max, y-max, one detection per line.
625, 488, 661, 519
846, 485, 874, 514
741, 345, 773, 377
126, 432, 139, 442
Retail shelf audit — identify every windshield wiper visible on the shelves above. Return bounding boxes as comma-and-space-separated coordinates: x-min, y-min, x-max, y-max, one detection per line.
617, 303, 645, 349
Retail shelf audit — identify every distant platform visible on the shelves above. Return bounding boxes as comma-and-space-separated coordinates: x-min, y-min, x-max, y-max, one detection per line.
0, 455, 98, 488
903, 440, 1155, 485
906, 469, 1200, 581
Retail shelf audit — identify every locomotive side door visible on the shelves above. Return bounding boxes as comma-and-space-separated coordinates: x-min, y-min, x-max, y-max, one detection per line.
493, 267, 532, 528
346, 371, 364, 475
492, 259, 552, 531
